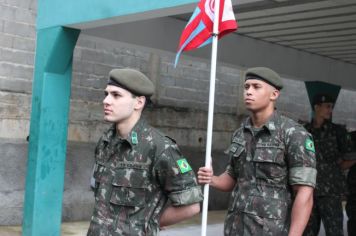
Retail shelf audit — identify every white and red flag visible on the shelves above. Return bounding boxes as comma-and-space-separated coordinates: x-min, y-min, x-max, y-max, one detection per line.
175, 0, 237, 66
175, 2, 238, 235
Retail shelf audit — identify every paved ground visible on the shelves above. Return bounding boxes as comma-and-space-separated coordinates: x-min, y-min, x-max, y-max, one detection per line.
0, 211, 226, 236
0, 210, 348, 235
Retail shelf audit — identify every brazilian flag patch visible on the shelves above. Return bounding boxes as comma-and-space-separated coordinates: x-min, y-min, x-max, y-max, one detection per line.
305, 138, 315, 153
177, 158, 192, 173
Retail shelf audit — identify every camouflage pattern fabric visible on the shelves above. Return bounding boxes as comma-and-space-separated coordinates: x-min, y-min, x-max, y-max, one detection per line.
224, 112, 317, 236
87, 118, 203, 236
346, 156, 356, 235
224, 211, 290, 236
303, 196, 343, 236
303, 121, 353, 236
304, 121, 352, 196
346, 199, 356, 236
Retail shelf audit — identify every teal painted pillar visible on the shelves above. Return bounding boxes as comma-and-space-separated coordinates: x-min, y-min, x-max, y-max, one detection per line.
26, 1, 197, 235
23, 26, 80, 236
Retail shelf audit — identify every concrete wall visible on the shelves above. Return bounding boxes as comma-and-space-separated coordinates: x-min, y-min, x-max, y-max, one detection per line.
2, 0, 356, 225
82, 17, 356, 91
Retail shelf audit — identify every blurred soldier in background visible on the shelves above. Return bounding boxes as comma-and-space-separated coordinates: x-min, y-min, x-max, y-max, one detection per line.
303, 94, 354, 236
341, 131, 356, 236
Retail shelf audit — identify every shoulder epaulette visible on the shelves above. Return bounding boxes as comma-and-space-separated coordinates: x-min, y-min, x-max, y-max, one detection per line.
151, 127, 177, 143
165, 135, 177, 143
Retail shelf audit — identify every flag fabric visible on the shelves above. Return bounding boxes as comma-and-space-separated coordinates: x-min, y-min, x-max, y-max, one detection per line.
175, 0, 237, 66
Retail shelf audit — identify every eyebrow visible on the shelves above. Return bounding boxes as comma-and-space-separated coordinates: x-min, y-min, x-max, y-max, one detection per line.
105, 89, 122, 94
244, 81, 263, 86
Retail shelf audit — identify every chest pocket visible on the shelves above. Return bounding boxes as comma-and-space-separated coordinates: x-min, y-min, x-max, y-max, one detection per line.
226, 138, 246, 176
110, 162, 149, 208
253, 142, 286, 180
92, 161, 107, 196
318, 135, 338, 160
227, 143, 245, 157
93, 161, 107, 180
227, 137, 245, 156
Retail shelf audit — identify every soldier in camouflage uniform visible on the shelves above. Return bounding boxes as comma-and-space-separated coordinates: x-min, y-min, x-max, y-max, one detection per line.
303, 94, 354, 236
198, 67, 317, 236
342, 130, 356, 236
87, 68, 203, 236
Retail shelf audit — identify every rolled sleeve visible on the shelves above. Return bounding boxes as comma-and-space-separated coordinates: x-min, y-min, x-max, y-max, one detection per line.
225, 164, 236, 179
154, 142, 203, 206
289, 167, 317, 187
286, 125, 317, 187
169, 186, 203, 206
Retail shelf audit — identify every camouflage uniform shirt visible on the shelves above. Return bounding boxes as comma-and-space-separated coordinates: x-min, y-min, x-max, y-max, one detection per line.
224, 112, 317, 235
304, 121, 353, 196
87, 118, 203, 236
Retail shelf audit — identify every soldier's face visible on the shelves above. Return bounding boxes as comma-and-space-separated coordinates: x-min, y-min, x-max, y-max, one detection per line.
103, 85, 137, 124
243, 79, 279, 112
315, 102, 334, 120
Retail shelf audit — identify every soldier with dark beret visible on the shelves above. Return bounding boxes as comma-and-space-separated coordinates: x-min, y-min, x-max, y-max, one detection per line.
87, 68, 203, 235
343, 131, 356, 236
303, 93, 354, 236
198, 67, 317, 235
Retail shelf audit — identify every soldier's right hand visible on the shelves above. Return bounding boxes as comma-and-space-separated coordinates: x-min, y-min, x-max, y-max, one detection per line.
197, 166, 213, 185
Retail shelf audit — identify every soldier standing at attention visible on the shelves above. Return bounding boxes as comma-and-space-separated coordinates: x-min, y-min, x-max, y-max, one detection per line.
303, 94, 354, 236
198, 67, 317, 236
341, 130, 356, 236
87, 68, 203, 236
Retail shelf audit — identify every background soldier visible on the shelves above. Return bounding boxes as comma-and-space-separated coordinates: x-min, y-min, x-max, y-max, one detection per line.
340, 130, 356, 236
87, 68, 203, 235
303, 94, 354, 236
198, 67, 317, 236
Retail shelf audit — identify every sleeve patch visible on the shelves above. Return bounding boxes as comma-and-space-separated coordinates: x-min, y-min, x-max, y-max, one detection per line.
305, 138, 315, 153
177, 158, 192, 173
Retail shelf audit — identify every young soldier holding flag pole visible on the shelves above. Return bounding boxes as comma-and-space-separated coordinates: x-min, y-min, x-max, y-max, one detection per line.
198, 67, 317, 235
176, 1, 316, 236
175, 0, 237, 235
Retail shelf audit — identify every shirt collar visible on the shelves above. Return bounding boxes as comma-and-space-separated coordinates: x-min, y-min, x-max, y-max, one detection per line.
309, 119, 331, 132
102, 124, 116, 143
101, 118, 146, 148
243, 111, 279, 134
126, 118, 146, 147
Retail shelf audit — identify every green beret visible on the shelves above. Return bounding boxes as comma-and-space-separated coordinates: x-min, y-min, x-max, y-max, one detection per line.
313, 93, 335, 106
245, 67, 283, 90
108, 68, 155, 96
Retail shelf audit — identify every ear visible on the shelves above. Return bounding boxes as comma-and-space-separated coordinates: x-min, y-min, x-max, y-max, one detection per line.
270, 88, 280, 102
314, 104, 319, 112
134, 96, 146, 110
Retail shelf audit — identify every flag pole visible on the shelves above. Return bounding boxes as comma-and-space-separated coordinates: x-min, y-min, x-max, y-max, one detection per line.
201, 0, 221, 235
